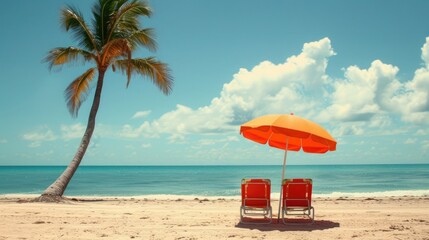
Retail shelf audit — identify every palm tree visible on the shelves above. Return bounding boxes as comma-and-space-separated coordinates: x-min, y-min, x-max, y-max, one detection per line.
37, 0, 173, 202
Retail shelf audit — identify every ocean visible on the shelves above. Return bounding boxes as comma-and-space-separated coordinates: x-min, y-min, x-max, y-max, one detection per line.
1, 164, 428, 198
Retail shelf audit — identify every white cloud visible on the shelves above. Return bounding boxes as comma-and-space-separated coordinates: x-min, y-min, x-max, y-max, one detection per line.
368, 114, 392, 128
422, 37, 429, 67
61, 123, 85, 140
0, 139, 7, 144
33, 37, 429, 144
321, 60, 398, 122
29, 142, 41, 148
124, 38, 336, 140
23, 128, 56, 142
404, 138, 416, 144
376, 38, 429, 124
60, 123, 120, 140
416, 129, 429, 136
132, 110, 151, 119
22, 126, 57, 148
141, 143, 151, 148
320, 38, 429, 129
119, 122, 156, 139
122, 37, 429, 140
332, 123, 365, 137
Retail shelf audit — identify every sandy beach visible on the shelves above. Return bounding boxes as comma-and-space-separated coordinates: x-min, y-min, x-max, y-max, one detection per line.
0, 196, 428, 240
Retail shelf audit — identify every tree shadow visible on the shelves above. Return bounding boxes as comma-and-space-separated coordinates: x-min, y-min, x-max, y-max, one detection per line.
236, 219, 340, 232
68, 197, 106, 202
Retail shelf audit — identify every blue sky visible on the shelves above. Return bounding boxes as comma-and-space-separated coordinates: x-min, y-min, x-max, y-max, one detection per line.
1, 0, 429, 166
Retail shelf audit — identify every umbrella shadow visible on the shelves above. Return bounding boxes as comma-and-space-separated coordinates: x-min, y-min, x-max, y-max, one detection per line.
235, 219, 340, 232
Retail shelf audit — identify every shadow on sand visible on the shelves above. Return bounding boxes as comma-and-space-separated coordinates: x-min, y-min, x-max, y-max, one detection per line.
236, 219, 340, 232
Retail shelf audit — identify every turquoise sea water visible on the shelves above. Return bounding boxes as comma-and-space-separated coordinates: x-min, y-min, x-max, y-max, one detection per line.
0, 164, 428, 197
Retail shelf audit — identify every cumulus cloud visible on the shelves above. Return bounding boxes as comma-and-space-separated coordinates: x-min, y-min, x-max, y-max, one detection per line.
373, 39, 429, 124
416, 129, 429, 136
122, 38, 337, 140
119, 122, 155, 139
60, 123, 120, 140
422, 37, 429, 67
321, 60, 398, 122
332, 123, 365, 137
141, 143, 151, 148
22, 126, 57, 147
132, 110, 151, 119
23, 128, 56, 142
322, 36, 429, 128
120, 37, 429, 140
61, 123, 85, 140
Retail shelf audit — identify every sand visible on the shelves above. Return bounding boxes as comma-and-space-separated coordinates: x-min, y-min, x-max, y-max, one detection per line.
0, 195, 428, 240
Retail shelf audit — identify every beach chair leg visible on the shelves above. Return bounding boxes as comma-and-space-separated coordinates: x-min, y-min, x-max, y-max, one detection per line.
281, 207, 315, 224
240, 207, 272, 224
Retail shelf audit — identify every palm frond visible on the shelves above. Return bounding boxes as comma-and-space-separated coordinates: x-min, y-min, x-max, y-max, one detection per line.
65, 68, 96, 117
127, 28, 157, 51
92, 0, 115, 47
115, 58, 173, 94
101, 38, 131, 66
61, 6, 98, 52
49, 0, 173, 118
116, 0, 152, 29
106, 0, 152, 42
44, 47, 95, 70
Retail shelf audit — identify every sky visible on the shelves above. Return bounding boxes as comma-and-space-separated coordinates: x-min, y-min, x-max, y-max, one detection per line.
0, 0, 429, 166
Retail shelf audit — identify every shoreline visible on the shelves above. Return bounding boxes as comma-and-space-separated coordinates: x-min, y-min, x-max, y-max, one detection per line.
1, 196, 428, 239
2, 189, 429, 201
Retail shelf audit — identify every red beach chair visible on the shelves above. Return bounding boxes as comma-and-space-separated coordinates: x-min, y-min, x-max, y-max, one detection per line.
281, 178, 314, 224
240, 178, 272, 224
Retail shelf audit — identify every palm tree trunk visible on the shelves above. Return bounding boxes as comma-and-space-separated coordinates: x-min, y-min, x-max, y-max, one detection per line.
36, 70, 106, 202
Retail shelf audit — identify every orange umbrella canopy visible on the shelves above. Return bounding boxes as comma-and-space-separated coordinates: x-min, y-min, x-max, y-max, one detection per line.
240, 114, 337, 153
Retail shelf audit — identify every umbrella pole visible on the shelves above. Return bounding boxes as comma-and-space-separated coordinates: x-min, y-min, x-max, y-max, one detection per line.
281, 149, 287, 181
277, 140, 288, 222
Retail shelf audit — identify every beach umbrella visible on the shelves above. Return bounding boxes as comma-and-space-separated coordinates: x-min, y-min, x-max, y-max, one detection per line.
239, 113, 337, 220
